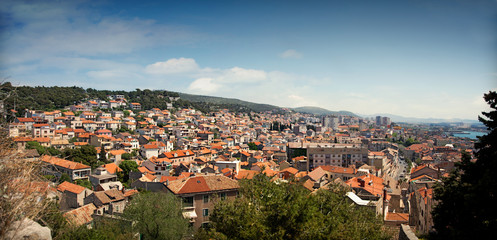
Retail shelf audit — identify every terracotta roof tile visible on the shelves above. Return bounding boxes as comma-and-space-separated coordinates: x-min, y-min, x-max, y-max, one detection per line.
57, 181, 86, 194
41, 155, 90, 170
385, 212, 409, 222
167, 175, 239, 194
64, 204, 96, 226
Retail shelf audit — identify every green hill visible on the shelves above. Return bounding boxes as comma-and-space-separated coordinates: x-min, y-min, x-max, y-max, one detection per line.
178, 93, 281, 112
293, 106, 358, 117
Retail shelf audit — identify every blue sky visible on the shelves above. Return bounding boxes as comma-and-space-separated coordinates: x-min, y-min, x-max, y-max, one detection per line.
1, 0, 496, 119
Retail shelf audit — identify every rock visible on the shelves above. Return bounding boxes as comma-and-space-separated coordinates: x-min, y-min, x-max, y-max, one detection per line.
4, 218, 52, 240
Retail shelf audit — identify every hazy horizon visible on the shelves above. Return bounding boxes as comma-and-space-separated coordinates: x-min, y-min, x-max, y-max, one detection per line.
1, 0, 496, 119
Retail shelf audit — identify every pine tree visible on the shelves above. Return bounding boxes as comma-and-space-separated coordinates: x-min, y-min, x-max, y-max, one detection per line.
432, 91, 497, 239
99, 147, 107, 163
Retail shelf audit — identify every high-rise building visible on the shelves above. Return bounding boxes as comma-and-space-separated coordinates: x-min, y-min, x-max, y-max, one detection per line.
382, 116, 391, 126
376, 116, 382, 126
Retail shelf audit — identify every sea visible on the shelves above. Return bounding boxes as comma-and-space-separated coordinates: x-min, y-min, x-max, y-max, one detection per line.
452, 131, 486, 140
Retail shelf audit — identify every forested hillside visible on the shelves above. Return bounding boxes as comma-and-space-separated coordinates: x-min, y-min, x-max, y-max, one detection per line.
1, 82, 87, 113
0, 83, 282, 115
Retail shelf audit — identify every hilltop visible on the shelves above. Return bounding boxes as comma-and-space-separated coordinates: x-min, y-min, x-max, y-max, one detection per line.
178, 92, 280, 113
292, 106, 358, 117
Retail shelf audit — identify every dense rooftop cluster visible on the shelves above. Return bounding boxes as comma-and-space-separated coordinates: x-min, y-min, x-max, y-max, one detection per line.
7, 94, 484, 238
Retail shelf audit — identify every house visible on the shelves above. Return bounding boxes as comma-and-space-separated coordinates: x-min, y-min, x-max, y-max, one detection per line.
385, 212, 409, 226
63, 203, 97, 227
41, 155, 91, 181
346, 174, 386, 201
165, 174, 239, 229
101, 163, 122, 175
319, 165, 357, 181
57, 181, 93, 210
89, 166, 118, 189
32, 124, 54, 138
410, 165, 439, 180
130, 102, 141, 110
84, 189, 127, 215
108, 149, 127, 163
409, 187, 434, 234
303, 167, 328, 189
214, 160, 240, 174
162, 149, 195, 165
15, 117, 35, 131
141, 144, 159, 159
278, 167, 299, 180
142, 157, 172, 176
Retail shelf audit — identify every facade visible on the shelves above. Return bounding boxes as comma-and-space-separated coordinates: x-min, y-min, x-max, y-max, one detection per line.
84, 189, 127, 215
89, 167, 118, 188
41, 155, 91, 181
142, 157, 172, 176
409, 186, 434, 234
307, 144, 368, 170
141, 144, 159, 159
57, 181, 93, 210
163, 149, 195, 165
165, 174, 239, 229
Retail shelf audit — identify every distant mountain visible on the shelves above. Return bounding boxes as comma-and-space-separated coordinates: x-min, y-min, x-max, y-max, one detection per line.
361, 113, 480, 124
178, 93, 281, 112
292, 106, 358, 117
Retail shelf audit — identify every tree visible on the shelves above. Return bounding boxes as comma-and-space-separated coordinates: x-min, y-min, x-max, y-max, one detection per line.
248, 142, 258, 150
432, 91, 497, 239
122, 192, 190, 240
118, 160, 138, 184
59, 173, 71, 183
75, 179, 92, 189
121, 153, 132, 160
26, 141, 61, 156
207, 174, 390, 240
99, 147, 107, 163
63, 145, 98, 168
58, 218, 134, 240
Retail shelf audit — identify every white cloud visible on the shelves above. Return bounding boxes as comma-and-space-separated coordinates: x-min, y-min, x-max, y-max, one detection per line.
279, 49, 302, 59
217, 67, 267, 83
145, 58, 200, 75
0, 0, 200, 66
188, 78, 221, 93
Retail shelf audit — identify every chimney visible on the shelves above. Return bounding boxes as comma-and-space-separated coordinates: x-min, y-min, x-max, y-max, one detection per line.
166, 180, 169, 186
383, 187, 389, 218
358, 178, 365, 188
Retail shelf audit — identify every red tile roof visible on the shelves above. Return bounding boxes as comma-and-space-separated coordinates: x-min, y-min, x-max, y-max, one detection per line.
41, 155, 90, 170
63, 203, 96, 226
101, 163, 122, 174
163, 150, 194, 159
57, 181, 86, 194
385, 212, 409, 222
346, 174, 385, 198
319, 165, 356, 175
167, 175, 239, 195
17, 118, 35, 122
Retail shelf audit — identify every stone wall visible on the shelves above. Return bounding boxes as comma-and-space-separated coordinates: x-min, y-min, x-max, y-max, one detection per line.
399, 224, 419, 240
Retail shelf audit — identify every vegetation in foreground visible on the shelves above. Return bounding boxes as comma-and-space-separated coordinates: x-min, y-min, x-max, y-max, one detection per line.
197, 175, 392, 240
431, 91, 497, 239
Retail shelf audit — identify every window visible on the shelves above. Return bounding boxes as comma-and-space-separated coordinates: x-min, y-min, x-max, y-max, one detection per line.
219, 192, 227, 200
182, 197, 193, 208
203, 208, 209, 217
203, 194, 209, 203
